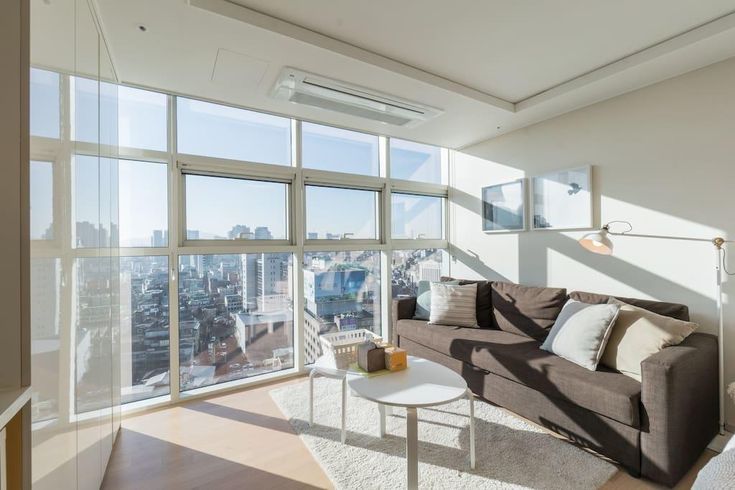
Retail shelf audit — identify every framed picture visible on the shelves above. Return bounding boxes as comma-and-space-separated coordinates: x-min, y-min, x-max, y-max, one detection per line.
481, 178, 526, 232
531, 165, 592, 230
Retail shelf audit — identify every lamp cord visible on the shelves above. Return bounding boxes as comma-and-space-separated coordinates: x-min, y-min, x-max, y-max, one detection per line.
721, 247, 735, 276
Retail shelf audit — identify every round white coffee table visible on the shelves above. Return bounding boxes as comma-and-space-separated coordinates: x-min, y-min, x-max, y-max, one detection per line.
347, 356, 475, 490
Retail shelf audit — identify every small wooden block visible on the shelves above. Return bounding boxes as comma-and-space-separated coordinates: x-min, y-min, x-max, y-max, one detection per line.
385, 347, 407, 371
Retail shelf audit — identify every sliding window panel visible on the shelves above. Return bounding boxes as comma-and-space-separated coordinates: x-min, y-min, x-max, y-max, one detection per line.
178, 253, 294, 392
305, 185, 379, 240
117, 85, 167, 151
390, 138, 446, 184
391, 193, 444, 239
303, 251, 381, 365
120, 256, 170, 403
177, 97, 291, 165
302, 122, 379, 176
391, 249, 449, 298
30, 68, 60, 139
119, 160, 168, 247
184, 174, 289, 241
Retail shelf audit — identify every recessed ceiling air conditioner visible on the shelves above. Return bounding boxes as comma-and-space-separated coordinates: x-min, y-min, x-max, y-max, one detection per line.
271, 68, 443, 127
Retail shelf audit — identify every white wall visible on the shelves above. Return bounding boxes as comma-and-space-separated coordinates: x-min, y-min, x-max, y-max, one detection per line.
450, 56, 735, 426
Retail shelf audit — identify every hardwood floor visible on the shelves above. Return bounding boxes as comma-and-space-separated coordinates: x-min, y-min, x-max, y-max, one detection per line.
102, 376, 713, 490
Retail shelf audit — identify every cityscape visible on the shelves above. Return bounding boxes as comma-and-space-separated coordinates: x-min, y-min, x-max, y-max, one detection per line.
94, 225, 445, 403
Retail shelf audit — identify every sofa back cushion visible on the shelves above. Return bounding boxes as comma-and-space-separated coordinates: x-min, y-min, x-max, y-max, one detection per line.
569, 291, 690, 321
441, 276, 493, 328
491, 281, 568, 340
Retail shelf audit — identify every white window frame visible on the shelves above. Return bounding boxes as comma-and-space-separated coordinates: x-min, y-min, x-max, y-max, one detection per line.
30, 70, 452, 418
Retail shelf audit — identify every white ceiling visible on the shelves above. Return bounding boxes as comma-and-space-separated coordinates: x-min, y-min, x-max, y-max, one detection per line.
230, 0, 735, 103
32, 0, 735, 148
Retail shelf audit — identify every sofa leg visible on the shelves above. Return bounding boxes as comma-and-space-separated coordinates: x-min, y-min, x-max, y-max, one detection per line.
625, 467, 641, 479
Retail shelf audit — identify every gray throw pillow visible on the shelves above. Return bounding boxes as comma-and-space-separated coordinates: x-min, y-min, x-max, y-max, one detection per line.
429, 282, 478, 328
414, 280, 458, 320
540, 299, 620, 371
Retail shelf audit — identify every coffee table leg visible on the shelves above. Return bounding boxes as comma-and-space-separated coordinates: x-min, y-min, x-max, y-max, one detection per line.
309, 370, 316, 427
378, 404, 386, 437
406, 407, 418, 490
468, 389, 476, 470
341, 377, 347, 443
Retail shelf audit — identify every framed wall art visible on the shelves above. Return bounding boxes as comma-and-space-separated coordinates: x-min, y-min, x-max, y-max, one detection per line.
531, 165, 592, 230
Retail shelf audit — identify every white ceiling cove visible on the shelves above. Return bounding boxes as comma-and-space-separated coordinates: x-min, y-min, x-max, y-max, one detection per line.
40, 0, 735, 147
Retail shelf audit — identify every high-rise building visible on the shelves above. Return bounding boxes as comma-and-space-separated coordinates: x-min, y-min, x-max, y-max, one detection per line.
254, 226, 272, 239
151, 229, 168, 247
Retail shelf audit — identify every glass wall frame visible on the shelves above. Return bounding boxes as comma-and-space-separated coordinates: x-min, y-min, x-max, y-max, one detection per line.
34, 69, 451, 412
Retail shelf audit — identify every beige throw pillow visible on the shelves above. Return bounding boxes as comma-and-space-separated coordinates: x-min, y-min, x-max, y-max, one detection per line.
601, 298, 698, 381
429, 282, 478, 328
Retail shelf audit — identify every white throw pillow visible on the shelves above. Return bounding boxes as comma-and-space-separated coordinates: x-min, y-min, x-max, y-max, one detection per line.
540, 299, 620, 371
428, 282, 478, 328
600, 298, 698, 381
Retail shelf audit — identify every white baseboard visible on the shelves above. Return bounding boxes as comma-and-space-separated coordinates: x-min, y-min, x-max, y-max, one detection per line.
708, 430, 733, 453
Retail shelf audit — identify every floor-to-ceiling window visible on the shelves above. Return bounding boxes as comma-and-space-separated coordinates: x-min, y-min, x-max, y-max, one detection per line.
31, 68, 450, 409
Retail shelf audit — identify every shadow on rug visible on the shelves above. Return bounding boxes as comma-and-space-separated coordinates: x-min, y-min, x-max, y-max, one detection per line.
270, 378, 616, 489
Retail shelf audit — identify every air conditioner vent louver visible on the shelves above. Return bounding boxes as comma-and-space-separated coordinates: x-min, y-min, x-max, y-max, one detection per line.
271, 68, 442, 127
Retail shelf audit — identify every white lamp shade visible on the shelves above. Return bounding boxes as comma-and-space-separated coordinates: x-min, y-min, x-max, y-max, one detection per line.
579, 229, 613, 255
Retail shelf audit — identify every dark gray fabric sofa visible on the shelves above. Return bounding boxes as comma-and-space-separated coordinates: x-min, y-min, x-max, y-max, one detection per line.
392, 280, 719, 487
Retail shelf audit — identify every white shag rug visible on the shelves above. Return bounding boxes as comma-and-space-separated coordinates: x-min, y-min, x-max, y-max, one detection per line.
270, 378, 617, 489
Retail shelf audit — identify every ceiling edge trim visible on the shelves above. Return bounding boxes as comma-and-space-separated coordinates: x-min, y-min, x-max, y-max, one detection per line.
516, 9, 735, 111
189, 0, 516, 112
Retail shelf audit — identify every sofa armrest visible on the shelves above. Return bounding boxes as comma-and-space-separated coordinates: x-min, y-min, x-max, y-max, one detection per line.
391, 297, 416, 344
640, 333, 719, 486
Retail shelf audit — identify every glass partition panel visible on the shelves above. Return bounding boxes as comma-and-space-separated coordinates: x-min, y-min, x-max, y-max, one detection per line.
119, 160, 168, 247
30, 68, 60, 139
177, 97, 291, 165
391, 193, 443, 239
391, 249, 448, 298
390, 138, 445, 184
118, 86, 167, 151
178, 253, 294, 391
30, 160, 54, 240
120, 256, 170, 403
302, 122, 379, 176
303, 250, 381, 365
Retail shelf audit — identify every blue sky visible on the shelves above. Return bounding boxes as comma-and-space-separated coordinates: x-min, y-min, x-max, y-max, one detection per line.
31, 68, 444, 245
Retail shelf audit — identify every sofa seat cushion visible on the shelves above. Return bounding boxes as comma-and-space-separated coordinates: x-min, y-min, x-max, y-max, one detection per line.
395, 319, 642, 428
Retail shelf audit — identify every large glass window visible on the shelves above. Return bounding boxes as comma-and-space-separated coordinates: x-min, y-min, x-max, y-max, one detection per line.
303, 251, 381, 365
185, 174, 288, 240
73, 155, 115, 248
30, 257, 62, 421
391, 249, 448, 298
118, 86, 167, 151
178, 253, 294, 391
119, 160, 168, 247
302, 122, 379, 176
72, 77, 118, 146
177, 98, 291, 165
30, 68, 60, 139
30, 160, 54, 240
120, 256, 170, 404
305, 185, 378, 240
390, 138, 445, 184
74, 257, 115, 413
391, 193, 444, 239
